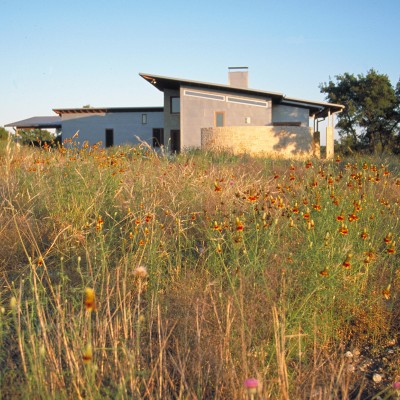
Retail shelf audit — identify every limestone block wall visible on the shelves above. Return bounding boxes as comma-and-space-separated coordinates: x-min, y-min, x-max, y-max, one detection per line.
201, 126, 320, 159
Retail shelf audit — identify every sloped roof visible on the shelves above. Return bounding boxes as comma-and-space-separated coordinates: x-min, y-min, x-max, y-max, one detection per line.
139, 72, 344, 118
5, 116, 62, 129
53, 106, 163, 115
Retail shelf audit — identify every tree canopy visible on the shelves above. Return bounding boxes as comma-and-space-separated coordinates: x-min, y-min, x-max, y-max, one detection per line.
320, 69, 400, 153
0, 127, 9, 141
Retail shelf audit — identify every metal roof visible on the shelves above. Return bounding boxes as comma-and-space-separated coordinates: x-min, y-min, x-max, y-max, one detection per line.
5, 116, 62, 129
53, 106, 163, 115
139, 72, 344, 118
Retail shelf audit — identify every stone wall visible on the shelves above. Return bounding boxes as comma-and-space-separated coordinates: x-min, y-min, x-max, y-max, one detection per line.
201, 126, 320, 159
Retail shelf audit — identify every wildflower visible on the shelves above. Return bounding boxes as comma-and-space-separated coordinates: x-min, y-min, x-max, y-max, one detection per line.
382, 284, 391, 300
84, 288, 96, 312
37, 256, 44, 267
236, 218, 244, 232
214, 181, 222, 192
319, 267, 329, 277
336, 213, 345, 222
348, 213, 359, 222
387, 242, 396, 254
213, 221, 222, 231
305, 161, 313, 169
335, 155, 341, 163
96, 215, 104, 231
384, 233, 393, 244
313, 203, 321, 211
82, 343, 93, 365
342, 254, 352, 269
216, 243, 222, 254
339, 224, 349, 235
244, 378, 259, 396
248, 194, 258, 202
360, 228, 368, 240
133, 265, 148, 279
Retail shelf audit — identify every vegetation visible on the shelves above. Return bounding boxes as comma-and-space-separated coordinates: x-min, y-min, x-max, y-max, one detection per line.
1, 139, 400, 399
16, 128, 57, 145
0, 127, 9, 141
320, 70, 400, 154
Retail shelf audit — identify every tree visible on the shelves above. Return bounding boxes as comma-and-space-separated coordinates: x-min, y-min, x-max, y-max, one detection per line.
17, 129, 55, 145
0, 127, 9, 141
320, 69, 400, 153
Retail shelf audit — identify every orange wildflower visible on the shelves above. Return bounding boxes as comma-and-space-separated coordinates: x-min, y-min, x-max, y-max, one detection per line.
319, 267, 329, 277
360, 229, 368, 240
214, 181, 222, 192
339, 224, 349, 235
342, 254, 352, 269
384, 233, 393, 244
236, 218, 244, 232
382, 285, 391, 300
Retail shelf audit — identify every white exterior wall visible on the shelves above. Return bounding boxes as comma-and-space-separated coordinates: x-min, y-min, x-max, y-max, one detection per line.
61, 111, 164, 147
272, 105, 309, 127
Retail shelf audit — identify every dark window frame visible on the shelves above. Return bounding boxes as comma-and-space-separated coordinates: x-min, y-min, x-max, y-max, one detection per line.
152, 128, 164, 148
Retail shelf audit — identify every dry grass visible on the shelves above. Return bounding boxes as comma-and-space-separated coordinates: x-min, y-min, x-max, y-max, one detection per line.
0, 139, 400, 399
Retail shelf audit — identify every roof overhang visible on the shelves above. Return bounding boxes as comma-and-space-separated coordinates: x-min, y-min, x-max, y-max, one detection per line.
53, 106, 163, 115
139, 73, 284, 100
5, 116, 62, 129
140, 72, 344, 119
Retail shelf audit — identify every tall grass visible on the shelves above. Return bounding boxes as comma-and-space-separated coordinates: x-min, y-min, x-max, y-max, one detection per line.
0, 139, 399, 399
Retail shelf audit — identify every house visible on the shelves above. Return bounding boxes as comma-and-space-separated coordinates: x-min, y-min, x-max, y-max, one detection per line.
6, 107, 164, 148
6, 68, 343, 158
140, 68, 344, 159
52, 107, 164, 148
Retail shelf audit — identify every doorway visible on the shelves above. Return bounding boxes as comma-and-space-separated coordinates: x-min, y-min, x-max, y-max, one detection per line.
170, 130, 180, 153
105, 129, 114, 148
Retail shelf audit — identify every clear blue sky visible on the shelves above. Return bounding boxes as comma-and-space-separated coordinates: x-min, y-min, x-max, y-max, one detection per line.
1, 0, 399, 133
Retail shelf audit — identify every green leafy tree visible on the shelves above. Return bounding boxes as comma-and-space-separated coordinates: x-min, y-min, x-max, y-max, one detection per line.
320, 69, 400, 153
0, 127, 10, 141
17, 129, 55, 145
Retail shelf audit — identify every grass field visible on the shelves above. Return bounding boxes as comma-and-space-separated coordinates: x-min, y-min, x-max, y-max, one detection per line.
1, 139, 400, 399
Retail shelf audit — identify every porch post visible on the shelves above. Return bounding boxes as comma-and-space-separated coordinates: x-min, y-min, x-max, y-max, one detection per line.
326, 109, 334, 159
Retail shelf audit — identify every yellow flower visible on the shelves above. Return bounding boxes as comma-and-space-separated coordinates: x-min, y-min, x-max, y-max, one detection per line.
82, 343, 93, 364
84, 288, 96, 312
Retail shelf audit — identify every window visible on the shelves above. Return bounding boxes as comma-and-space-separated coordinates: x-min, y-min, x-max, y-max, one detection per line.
142, 114, 147, 124
184, 90, 225, 101
105, 129, 114, 147
227, 96, 268, 107
152, 128, 164, 147
170, 96, 180, 114
215, 112, 225, 127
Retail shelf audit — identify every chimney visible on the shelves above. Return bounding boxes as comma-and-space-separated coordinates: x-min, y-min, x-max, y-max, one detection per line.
228, 67, 248, 88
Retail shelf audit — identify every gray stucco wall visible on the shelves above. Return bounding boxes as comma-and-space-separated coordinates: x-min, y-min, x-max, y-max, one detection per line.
180, 86, 272, 149
272, 105, 309, 127
163, 88, 181, 148
61, 111, 164, 147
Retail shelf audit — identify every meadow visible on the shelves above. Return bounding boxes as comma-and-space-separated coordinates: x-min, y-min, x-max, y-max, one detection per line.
0, 138, 399, 399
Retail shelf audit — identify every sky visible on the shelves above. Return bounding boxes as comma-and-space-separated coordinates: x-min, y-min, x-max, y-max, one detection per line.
1, 0, 399, 137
